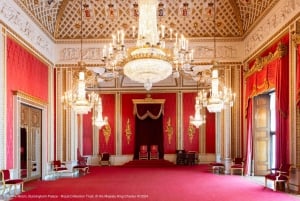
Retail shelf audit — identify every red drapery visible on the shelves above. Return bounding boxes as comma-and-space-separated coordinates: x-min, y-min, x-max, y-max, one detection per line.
244, 99, 253, 176
133, 103, 164, 159
244, 41, 289, 170
275, 55, 289, 167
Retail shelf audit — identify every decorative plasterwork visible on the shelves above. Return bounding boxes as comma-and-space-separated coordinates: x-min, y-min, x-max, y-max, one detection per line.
244, 43, 287, 78
132, 95, 165, 105
292, 33, 300, 45
14, 0, 277, 40
0, 0, 53, 59
244, 0, 299, 57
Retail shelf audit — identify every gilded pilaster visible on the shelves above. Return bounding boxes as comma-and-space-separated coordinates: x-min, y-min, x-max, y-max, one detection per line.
116, 92, 122, 155
177, 91, 183, 150
0, 24, 6, 169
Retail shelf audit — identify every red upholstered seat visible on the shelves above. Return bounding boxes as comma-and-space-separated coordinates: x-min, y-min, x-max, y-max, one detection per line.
265, 164, 291, 191
1, 169, 24, 195
139, 145, 148, 160
77, 148, 88, 166
52, 160, 67, 172
230, 157, 244, 175
150, 145, 159, 160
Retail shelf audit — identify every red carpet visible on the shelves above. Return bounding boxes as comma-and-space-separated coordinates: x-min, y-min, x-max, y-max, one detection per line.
122, 159, 175, 167
9, 165, 300, 201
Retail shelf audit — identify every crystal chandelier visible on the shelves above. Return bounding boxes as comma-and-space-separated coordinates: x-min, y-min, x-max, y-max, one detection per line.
61, 0, 94, 115
199, 69, 235, 113
190, 88, 206, 128
101, 0, 194, 90
92, 96, 108, 128
196, 0, 235, 113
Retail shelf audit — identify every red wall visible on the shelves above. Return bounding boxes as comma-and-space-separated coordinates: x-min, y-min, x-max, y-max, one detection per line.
183, 92, 216, 153
83, 94, 115, 155
6, 37, 49, 168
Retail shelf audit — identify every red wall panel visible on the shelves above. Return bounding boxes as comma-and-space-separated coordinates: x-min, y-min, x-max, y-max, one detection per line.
121, 93, 177, 155
6, 37, 49, 168
183, 92, 199, 152
99, 94, 115, 154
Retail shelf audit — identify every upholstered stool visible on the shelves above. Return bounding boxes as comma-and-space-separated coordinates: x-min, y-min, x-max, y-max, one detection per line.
209, 163, 225, 174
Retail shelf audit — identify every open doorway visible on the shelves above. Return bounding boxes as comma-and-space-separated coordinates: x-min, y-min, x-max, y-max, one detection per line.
253, 92, 275, 176
19, 104, 42, 181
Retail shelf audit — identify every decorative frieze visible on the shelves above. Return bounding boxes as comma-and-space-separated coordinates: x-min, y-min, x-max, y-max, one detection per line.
244, 0, 298, 57
0, 0, 52, 60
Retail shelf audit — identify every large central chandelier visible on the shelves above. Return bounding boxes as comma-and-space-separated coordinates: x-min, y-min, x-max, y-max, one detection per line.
101, 0, 193, 90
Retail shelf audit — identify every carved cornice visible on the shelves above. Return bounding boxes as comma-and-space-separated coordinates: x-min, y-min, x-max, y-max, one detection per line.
13, 90, 48, 106
292, 33, 300, 45
244, 42, 287, 79
132, 94, 165, 105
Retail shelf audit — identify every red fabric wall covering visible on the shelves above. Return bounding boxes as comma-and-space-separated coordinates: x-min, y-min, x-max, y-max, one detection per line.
6, 37, 49, 168
121, 93, 177, 155
205, 109, 215, 153
83, 112, 93, 155
182, 93, 215, 153
82, 94, 115, 155
99, 94, 115, 154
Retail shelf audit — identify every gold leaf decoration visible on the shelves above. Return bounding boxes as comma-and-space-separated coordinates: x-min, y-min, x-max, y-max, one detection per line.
165, 117, 173, 144
125, 118, 132, 144
188, 123, 195, 143
103, 122, 111, 145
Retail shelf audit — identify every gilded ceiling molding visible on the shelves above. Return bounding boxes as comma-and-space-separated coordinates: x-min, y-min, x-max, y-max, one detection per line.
13, 90, 48, 106
244, 42, 287, 79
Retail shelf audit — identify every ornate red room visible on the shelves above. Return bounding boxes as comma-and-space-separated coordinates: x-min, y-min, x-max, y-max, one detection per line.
0, 0, 300, 200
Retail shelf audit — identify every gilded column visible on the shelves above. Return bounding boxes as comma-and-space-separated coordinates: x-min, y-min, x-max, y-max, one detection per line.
177, 91, 183, 150
115, 92, 122, 156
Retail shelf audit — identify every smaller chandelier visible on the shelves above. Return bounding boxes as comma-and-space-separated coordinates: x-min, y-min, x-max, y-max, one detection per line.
93, 96, 108, 128
62, 66, 94, 115
199, 69, 235, 113
190, 94, 206, 128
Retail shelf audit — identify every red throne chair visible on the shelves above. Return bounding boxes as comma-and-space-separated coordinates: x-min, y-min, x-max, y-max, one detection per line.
150, 145, 159, 160
139, 145, 148, 160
